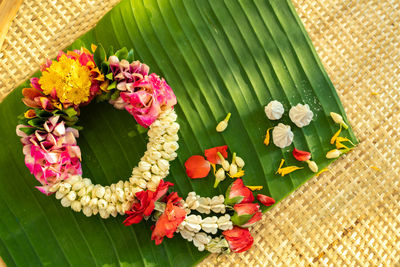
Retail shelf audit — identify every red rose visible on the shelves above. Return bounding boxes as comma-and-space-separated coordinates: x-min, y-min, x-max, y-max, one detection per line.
184, 155, 211, 179
123, 180, 173, 226
225, 179, 254, 205
222, 226, 254, 253
204, 145, 228, 164
151, 192, 187, 245
231, 203, 262, 228
257, 194, 276, 207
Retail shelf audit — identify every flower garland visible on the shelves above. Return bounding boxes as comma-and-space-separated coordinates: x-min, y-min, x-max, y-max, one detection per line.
16, 45, 179, 218
15, 44, 278, 254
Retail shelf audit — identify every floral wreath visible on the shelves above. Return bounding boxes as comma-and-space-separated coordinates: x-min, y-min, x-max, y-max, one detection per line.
16, 45, 278, 254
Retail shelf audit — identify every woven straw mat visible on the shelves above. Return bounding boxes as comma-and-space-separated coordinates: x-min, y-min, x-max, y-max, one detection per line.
1, 0, 399, 266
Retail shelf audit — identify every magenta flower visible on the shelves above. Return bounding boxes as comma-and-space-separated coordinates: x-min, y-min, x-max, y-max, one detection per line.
16, 116, 82, 195
120, 73, 177, 127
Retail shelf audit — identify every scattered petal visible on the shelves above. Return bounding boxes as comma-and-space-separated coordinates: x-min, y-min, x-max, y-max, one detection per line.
204, 145, 228, 164
370, 166, 381, 172
246, 186, 263, 191
184, 155, 211, 179
263, 128, 273, 146
257, 194, 275, 206
227, 169, 245, 178
292, 148, 311, 161
275, 159, 303, 177
330, 125, 342, 145
316, 168, 329, 177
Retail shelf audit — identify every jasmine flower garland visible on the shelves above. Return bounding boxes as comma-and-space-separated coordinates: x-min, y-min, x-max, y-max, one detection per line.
15, 44, 278, 254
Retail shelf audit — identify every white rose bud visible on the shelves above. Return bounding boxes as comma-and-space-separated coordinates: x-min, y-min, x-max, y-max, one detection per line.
59, 183, 71, 194
71, 201, 82, 212
92, 208, 99, 215
138, 161, 151, 172
98, 199, 108, 210
72, 181, 84, 191
80, 195, 90, 206
66, 191, 77, 202
55, 191, 65, 200
82, 206, 93, 217
60, 197, 71, 207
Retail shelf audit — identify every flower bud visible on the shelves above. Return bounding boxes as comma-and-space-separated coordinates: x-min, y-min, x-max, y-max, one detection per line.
71, 201, 82, 212
214, 168, 226, 188
66, 191, 77, 202
330, 112, 348, 129
216, 113, 231, 132
235, 156, 245, 168
80, 195, 90, 206
229, 163, 238, 176
326, 149, 342, 159
307, 160, 318, 173
82, 206, 93, 217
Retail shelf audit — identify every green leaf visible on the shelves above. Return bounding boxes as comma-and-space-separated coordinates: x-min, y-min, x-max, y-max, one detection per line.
126, 49, 135, 62
105, 72, 114, 80
107, 81, 117, 90
0, 0, 358, 266
111, 90, 120, 101
115, 47, 129, 60
93, 43, 106, 68
19, 127, 36, 135
63, 107, 78, 118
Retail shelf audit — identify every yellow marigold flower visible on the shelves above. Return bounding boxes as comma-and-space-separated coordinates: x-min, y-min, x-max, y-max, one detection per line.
275, 159, 303, 177
246, 185, 263, 191
39, 55, 92, 105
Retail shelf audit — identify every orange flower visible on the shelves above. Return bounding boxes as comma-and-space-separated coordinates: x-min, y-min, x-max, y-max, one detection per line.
151, 192, 187, 245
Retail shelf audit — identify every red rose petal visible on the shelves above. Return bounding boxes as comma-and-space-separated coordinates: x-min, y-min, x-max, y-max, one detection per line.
292, 148, 311, 161
204, 145, 228, 164
257, 194, 276, 206
184, 155, 211, 179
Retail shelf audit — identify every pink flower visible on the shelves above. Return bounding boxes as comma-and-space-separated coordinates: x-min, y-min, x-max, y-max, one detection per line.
225, 179, 255, 205
16, 116, 82, 195
120, 73, 177, 128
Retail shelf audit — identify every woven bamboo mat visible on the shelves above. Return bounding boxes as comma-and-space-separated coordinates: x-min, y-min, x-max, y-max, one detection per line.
1, 0, 399, 266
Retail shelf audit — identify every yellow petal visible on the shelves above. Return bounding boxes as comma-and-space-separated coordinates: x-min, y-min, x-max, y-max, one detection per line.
246, 185, 263, 191
227, 169, 245, 178
330, 125, 342, 144
278, 166, 303, 177
371, 92, 380, 96
370, 166, 381, 172
275, 159, 285, 174
316, 168, 329, 177
91, 44, 97, 53
335, 140, 349, 150
264, 128, 273, 146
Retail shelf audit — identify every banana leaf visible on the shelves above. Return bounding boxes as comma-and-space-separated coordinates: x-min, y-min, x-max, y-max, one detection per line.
0, 0, 357, 266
